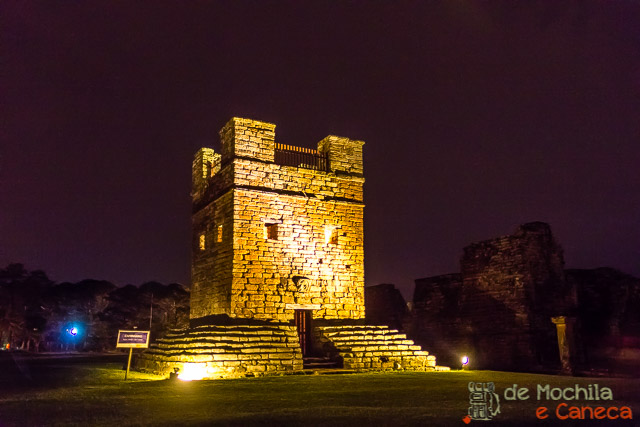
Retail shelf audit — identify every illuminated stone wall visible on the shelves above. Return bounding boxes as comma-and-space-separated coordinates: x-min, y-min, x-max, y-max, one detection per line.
190, 117, 365, 322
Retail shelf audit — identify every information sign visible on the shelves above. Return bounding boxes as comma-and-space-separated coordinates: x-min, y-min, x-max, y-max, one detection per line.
117, 330, 150, 348
117, 330, 150, 381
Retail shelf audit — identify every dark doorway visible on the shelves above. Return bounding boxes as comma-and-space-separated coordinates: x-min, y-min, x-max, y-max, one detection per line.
295, 309, 313, 356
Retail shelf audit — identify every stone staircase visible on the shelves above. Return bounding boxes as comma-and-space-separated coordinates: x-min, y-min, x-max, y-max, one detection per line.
313, 325, 446, 371
303, 356, 341, 370
135, 324, 303, 379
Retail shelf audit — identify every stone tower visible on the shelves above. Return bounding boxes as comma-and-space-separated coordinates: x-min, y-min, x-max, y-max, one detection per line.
136, 118, 441, 377
190, 117, 365, 323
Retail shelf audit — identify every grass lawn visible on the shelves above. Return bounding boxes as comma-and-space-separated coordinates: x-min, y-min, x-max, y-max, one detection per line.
0, 353, 638, 426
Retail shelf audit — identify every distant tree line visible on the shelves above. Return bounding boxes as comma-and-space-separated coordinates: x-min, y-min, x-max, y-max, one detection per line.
0, 263, 189, 352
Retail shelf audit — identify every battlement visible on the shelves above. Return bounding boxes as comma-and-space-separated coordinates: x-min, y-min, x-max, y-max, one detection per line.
220, 117, 276, 163
192, 118, 365, 210
215, 117, 364, 173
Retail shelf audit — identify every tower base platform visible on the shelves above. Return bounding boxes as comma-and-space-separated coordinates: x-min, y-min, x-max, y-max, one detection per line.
135, 322, 448, 379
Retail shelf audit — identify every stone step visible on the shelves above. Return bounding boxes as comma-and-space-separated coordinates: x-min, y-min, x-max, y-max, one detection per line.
150, 343, 299, 353
342, 355, 433, 362
148, 343, 301, 351
157, 335, 297, 342
163, 334, 297, 341
303, 357, 340, 370
341, 352, 436, 361
324, 334, 408, 341
332, 345, 424, 353
144, 348, 302, 360
326, 338, 415, 345
135, 324, 305, 379
168, 326, 297, 333
189, 324, 296, 331
317, 325, 397, 332
141, 350, 302, 361
339, 349, 427, 357
321, 349, 430, 358
321, 333, 406, 340
319, 329, 400, 337
152, 338, 299, 347
154, 336, 298, 346
165, 329, 297, 339
313, 324, 441, 372
318, 325, 396, 331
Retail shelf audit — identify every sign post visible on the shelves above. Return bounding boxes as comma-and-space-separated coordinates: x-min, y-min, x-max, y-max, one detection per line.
125, 347, 133, 380
116, 330, 150, 380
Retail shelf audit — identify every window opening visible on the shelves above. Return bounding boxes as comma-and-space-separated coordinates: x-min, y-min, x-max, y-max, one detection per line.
325, 225, 339, 245
265, 223, 278, 240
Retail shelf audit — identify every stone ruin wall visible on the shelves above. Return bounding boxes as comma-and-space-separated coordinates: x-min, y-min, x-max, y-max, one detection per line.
408, 274, 464, 367
409, 222, 575, 370
190, 118, 365, 323
403, 224, 640, 373
364, 283, 409, 331
459, 222, 574, 369
566, 267, 640, 371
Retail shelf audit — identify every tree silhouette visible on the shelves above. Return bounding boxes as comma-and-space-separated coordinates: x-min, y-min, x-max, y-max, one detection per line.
0, 263, 190, 352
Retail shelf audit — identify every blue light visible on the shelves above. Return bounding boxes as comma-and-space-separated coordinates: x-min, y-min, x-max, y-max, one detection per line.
65, 325, 80, 337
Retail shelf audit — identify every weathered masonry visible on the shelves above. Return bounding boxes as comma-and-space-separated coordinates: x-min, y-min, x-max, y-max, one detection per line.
191, 117, 365, 323
136, 118, 443, 378
410, 222, 576, 371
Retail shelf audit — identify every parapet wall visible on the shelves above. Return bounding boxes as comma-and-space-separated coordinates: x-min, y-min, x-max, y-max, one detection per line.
220, 118, 276, 164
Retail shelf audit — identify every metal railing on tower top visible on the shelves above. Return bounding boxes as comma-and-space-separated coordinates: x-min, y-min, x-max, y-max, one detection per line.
274, 143, 328, 171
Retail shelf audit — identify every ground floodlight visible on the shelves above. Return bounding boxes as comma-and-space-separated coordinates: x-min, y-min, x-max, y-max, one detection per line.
178, 363, 207, 381
461, 356, 469, 368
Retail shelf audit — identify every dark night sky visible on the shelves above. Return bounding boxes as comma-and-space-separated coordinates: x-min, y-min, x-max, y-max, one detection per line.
2, 1, 639, 298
